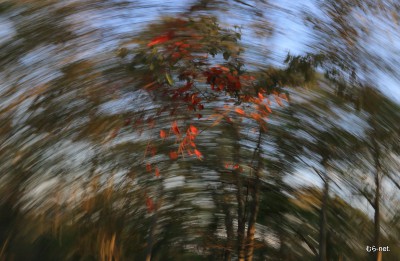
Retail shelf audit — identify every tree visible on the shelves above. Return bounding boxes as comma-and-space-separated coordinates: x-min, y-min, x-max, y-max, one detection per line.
349, 87, 400, 261
274, 83, 373, 260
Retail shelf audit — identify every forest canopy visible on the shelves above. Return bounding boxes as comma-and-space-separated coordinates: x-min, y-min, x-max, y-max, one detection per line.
0, 1, 399, 261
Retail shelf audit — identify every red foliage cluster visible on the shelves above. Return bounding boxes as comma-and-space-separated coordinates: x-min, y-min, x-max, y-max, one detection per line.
225, 162, 241, 170
147, 31, 174, 47
170, 41, 192, 60
138, 19, 289, 212
170, 79, 205, 113
204, 66, 241, 93
166, 124, 203, 160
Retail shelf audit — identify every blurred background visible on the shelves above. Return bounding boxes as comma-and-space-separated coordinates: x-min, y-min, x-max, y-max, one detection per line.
0, 0, 399, 260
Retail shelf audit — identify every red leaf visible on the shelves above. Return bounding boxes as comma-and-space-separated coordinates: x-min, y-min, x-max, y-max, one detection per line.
151, 146, 157, 156
160, 129, 167, 139
189, 125, 198, 135
197, 114, 202, 119
227, 74, 236, 83
251, 113, 261, 121
155, 167, 160, 177
172, 121, 180, 135
172, 52, 181, 59
146, 197, 154, 212
169, 151, 178, 160
235, 108, 245, 115
177, 81, 192, 93
194, 149, 202, 159
235, 80, 241, 90
147, 32, 173, 47
146, 163, 152, 172
191, 93, 200, 105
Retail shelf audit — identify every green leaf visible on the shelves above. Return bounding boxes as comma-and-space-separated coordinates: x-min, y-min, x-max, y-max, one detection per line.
165, 73, 174, 85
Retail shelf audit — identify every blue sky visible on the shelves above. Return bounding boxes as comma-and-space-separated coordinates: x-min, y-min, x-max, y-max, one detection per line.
2, 0, 399, 103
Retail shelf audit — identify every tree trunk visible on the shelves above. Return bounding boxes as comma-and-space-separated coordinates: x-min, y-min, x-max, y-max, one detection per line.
236, 174, 246, 261
245, 129, 263, 261
245, 179, 260, 261
145, 190, 162, 261
145, 213, 157, 261
230, 124, 246, 261
373, 144, 382, 261
318, 161, 329, 261
223, 206, 234, 261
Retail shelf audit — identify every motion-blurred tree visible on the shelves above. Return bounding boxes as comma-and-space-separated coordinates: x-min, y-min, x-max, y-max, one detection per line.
0, 1, 399, 261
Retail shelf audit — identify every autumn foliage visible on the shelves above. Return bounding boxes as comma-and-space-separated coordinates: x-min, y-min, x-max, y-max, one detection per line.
119, 17, 294, 222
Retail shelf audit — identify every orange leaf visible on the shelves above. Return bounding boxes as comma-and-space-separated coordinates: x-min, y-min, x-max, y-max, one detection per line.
169, 151, 178, 160
147, 32, 173, 47
143, 81, 157, 89
194, 149, 203, 159
189, 125, 198, 135
235, 108, 245, 115
251, 113, 261, 121
265, 105, 272, 113
258, 92, 264, 101
160, 129, 167, 139
155, 167, 160, 177
172, 121, 180, 135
